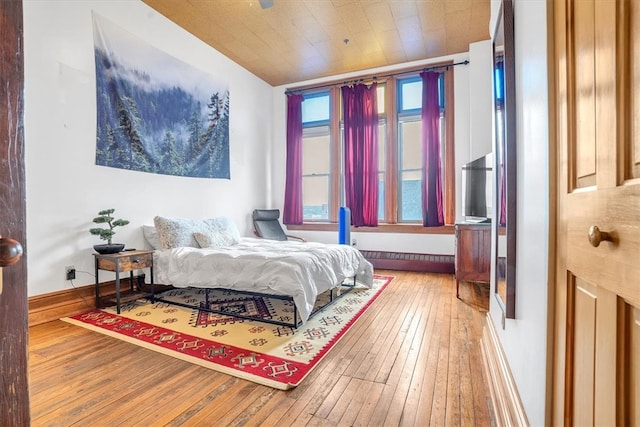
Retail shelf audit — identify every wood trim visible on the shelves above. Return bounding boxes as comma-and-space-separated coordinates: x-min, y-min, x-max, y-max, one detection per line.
287, 222, 455, 234
501, 0, 517, 320
481, 313, 529, 427
0, 0, 29, 422
444, 65, 456, 225
330, 85, 341, 222
545, 1, 558, 424
385, 76, 399, 223
27, 253, 453, 326
28, 276, 170, 326
29, 286, 95, 327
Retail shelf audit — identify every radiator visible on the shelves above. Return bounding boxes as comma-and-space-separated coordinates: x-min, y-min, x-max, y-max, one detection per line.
360, 250, 455, 273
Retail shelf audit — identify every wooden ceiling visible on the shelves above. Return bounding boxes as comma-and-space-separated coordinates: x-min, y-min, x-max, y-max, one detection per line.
142, 0, 491, 86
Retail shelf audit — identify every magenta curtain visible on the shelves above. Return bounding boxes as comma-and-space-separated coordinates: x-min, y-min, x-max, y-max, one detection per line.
342, 83, 378, 227
420, 72, 444, 226
283, 93, 304, 225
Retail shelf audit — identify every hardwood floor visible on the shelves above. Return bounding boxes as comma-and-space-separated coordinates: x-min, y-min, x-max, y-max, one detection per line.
29, 271, 493, 426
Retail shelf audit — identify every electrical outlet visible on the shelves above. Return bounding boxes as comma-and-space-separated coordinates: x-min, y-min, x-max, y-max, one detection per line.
352, 238, 357, 247
65, 266, 76, 281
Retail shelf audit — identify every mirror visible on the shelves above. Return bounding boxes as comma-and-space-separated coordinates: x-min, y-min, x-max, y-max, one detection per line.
492, 0, 516, 319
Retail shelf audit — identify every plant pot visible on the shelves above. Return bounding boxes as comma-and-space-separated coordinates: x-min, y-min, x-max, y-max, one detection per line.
93, 243, 125, 254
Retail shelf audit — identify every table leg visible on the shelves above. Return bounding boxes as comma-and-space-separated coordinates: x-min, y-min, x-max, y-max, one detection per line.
94, 258, 99, 308
115, 268, 121, 314
150, 265, 155, 303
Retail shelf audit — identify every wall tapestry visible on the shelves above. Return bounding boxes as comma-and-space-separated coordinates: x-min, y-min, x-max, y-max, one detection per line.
92, 14, 230, 179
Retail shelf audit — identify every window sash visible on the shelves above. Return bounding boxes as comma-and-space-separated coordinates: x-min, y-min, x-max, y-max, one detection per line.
398, 115, 423, 222
301, 125, 331, 221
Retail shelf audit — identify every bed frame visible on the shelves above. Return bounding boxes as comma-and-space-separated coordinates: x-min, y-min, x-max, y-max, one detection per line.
148, 279, 357, 328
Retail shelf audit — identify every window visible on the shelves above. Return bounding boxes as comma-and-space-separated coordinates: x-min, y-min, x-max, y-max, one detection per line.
397, 77, 423, 222
295, 64, 455, 227
375, 84, 386, 221
396, 75, 446, 222
301, 91, 331, 221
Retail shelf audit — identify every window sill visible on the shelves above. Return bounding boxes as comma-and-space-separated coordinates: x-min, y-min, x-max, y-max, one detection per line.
286, 223, 455, 235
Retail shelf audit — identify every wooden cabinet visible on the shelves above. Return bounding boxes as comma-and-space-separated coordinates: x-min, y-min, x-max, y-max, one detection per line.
455, 223, 491, 298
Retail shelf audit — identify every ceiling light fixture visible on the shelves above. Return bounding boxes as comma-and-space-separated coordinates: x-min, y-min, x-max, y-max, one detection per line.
259, 0, 274, 9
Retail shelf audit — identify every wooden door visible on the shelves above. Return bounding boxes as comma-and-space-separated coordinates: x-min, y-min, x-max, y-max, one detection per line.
553, 0, 640, 425
0, 0, 30, 424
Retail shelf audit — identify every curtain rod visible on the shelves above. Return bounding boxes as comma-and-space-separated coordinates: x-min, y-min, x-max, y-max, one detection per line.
285, 60, 469, 95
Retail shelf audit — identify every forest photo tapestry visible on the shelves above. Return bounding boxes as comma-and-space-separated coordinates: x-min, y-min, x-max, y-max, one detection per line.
93, 14, 230, 179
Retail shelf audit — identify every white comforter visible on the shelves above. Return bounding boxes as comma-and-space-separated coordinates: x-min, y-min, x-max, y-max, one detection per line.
153, 238, 374, 323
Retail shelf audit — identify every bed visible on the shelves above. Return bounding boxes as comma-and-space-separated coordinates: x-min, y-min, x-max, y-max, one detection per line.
144, 216, 374, 327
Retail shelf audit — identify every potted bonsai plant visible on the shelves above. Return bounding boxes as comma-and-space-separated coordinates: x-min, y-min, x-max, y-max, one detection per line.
89, 208, 130, 254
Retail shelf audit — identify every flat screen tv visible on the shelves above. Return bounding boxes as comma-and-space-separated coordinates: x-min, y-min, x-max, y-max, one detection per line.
461, 153, 493, 222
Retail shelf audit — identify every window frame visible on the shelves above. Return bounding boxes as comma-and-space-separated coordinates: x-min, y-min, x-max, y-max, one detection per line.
290, 62, 456, 233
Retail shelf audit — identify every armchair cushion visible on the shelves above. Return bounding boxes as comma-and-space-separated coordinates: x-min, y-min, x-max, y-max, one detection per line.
252, 209, 287, 241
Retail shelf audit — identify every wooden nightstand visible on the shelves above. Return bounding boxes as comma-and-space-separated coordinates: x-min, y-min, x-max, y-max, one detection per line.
94, 249, 154, 314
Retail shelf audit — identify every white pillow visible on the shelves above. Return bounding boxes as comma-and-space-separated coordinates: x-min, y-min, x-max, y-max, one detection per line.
142, 225, 161, 250
193, 231, 219, 248
193, 218, 241, 248
153, 216, 241, 249
208, 217, 241, 246
153, 216, 214, 249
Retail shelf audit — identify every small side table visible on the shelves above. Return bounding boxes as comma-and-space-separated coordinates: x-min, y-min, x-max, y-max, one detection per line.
94, 249, 154, 314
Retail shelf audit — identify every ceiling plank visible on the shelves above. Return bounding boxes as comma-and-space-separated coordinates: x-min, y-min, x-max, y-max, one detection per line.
143, 0, 490, 86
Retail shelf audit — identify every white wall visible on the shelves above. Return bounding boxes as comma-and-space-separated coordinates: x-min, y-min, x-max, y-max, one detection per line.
23, 0, 273, 296
270, 49, 494, 254
488, 1, 550, 425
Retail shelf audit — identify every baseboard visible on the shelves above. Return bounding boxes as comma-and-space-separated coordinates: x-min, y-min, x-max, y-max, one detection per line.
28, 276, 169, 327
480, 313, 529, 427
361, 250, 455, 273
28, 253, 452, 326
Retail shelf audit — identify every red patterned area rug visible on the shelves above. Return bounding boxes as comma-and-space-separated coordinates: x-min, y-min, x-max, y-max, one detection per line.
63, 275, 393, 390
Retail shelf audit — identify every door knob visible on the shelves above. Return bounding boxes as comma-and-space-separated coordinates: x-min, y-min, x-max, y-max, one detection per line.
0, 236, 24, 295
587, 225, 612, 247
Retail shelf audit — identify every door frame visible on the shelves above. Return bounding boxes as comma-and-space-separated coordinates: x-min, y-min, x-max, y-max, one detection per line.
0, 0, 30, 423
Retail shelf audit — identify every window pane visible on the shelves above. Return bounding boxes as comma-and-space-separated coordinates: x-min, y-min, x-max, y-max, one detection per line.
378, 172, 385, 220
398, 117, 422, 222
377, 121, 386, 220
302, 123, 330, 220
400, 79, 422, 111
399, 120, 421, 170
440, 115, 446, 172
400, 170, 422, 221
378, 123, 386, 171
302, 92, 330, 124
302, 175, 329, 220
302, 134, 330, 175
377, 85, 385, 114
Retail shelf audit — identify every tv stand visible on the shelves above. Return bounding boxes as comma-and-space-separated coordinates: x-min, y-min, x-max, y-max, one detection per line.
455, 222, 491, 298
